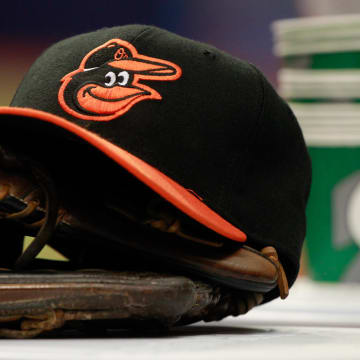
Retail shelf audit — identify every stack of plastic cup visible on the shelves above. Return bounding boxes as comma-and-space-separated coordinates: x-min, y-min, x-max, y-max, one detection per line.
272, 14, 360, 282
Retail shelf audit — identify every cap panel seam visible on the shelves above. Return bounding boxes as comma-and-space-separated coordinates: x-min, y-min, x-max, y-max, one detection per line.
130, 26, 153, 45
218, 64, 266, 229
246, 64, 266, 144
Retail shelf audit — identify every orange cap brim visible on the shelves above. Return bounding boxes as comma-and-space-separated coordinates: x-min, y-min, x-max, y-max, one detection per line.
0, 107, 247, 243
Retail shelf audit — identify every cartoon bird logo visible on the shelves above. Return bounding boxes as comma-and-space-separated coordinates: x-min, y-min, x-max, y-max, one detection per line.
58, 39, 182, 121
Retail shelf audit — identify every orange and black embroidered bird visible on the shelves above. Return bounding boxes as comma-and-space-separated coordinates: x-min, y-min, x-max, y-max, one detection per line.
58, 39, 181, 121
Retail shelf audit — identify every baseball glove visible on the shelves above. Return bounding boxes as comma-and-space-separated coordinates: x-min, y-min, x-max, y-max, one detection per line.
0, 143, 288, 338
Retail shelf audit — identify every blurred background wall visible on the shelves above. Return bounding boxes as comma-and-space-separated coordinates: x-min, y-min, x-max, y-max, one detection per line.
0, 0, 300, 106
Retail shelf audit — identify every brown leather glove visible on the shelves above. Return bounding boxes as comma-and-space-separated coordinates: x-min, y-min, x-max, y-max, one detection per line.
0, 145, 288, 338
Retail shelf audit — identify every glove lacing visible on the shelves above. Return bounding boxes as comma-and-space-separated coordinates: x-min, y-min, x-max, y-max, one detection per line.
0, 150, 59, 270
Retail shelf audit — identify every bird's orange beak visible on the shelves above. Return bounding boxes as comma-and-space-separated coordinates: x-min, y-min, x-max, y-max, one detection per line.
76, 84, 151, 115
108, 59, 176, 76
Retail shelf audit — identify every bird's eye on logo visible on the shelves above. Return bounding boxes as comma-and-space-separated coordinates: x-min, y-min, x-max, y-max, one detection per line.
58, 39, 182, 121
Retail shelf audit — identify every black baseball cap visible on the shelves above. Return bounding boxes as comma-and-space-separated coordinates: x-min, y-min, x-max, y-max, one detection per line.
0, 25, 311, 288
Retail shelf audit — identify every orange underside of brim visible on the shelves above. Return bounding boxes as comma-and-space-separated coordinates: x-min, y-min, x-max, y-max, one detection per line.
0, 107, 246, 243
